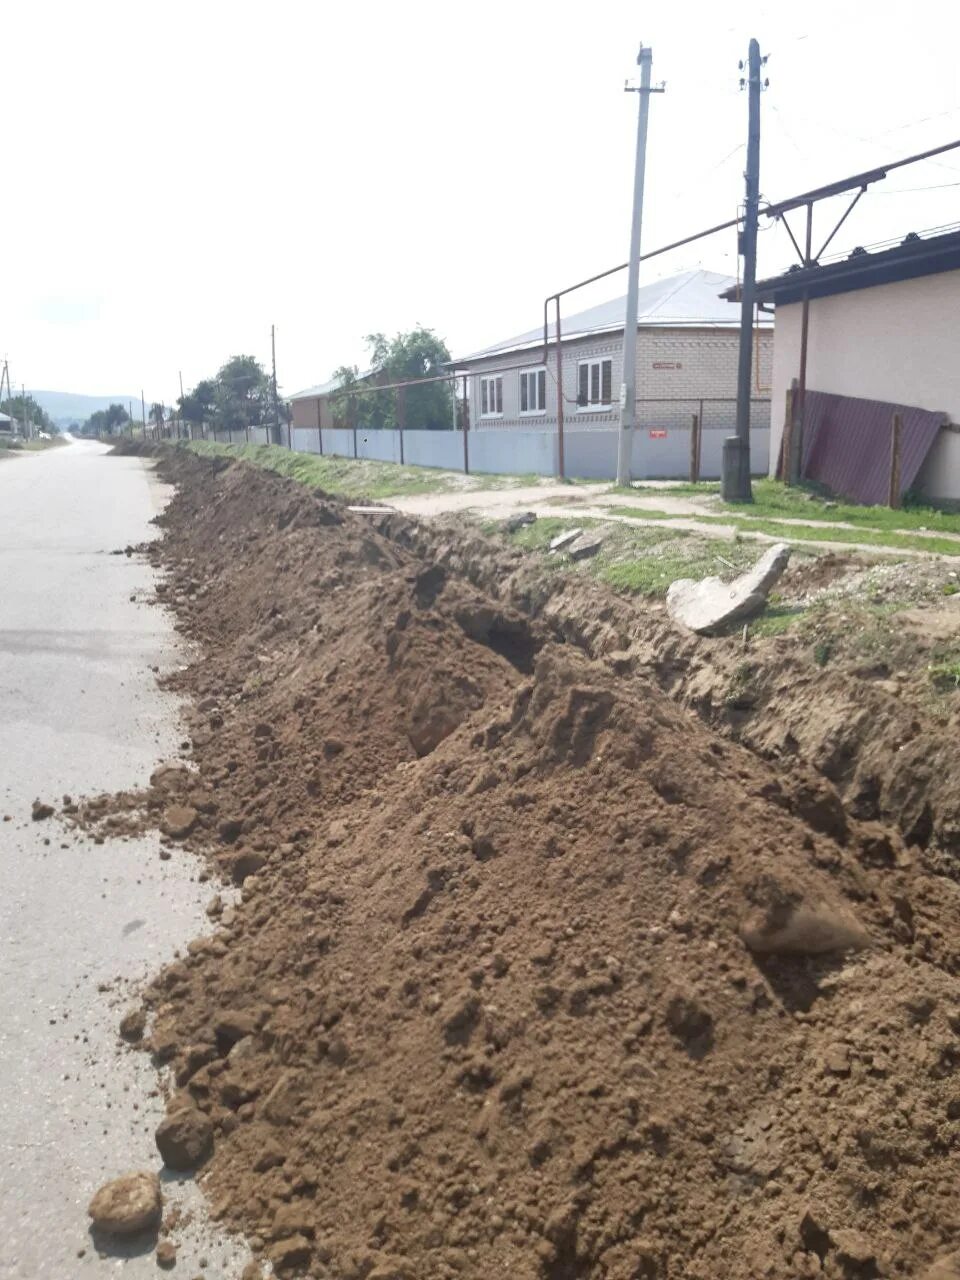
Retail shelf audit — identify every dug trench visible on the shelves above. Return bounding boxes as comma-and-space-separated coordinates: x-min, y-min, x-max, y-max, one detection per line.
80, 447, 960, 1280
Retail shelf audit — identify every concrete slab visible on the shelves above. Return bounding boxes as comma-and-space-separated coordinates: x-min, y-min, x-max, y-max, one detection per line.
666, 541, 791, 634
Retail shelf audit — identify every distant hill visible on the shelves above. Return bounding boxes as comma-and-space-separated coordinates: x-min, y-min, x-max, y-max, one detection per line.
29, 390, 152, 427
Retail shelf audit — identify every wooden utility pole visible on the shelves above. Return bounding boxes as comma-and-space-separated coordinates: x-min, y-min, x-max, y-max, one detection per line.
723, 37, 765, 502
141, 390, 147, 437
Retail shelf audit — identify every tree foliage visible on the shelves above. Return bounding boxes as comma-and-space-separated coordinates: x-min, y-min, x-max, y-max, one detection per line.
1, 394, 55, 433
81, 403, 130, 435
178, 379, 216, 430
150, 402, 165, 429
176, 357, 289, 433
330, 327, 452, 431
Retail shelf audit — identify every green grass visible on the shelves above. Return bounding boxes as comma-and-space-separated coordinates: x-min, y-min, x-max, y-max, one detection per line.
633, 478, 960, 537
496, 513, 764, 598
608, 503, 960, 557
183, 440, 533, 501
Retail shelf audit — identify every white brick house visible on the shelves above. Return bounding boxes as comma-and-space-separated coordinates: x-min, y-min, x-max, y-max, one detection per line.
451, 269, 773, 435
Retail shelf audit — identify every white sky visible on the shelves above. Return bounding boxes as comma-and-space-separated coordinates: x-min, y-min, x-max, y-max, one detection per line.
5, 0, 959, 403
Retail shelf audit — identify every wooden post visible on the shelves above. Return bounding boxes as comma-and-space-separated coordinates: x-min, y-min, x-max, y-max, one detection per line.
781, 380, 796, 484
689, 413, 700, 483
889, 412, 903, 509
788, 377, 802, 485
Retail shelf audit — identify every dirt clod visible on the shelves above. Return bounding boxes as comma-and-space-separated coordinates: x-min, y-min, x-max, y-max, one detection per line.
155, 1239, 178, 1269
154, 1106, 213, 1171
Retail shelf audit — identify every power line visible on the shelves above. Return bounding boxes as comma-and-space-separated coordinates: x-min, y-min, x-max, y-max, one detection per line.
875, 179, 960, 194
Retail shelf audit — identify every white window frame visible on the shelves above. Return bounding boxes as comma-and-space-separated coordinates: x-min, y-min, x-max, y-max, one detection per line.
576, 357, 613, 411
518, 367, 547, 416
479, 375, 503, 419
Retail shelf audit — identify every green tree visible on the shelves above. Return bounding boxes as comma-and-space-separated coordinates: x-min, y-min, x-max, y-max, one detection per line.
1, 394, 54, 433
330, 327, 452, 431
178, 379, 216, 431
213, 355, 270, 431
150, 402, 165, 430
83, 403, 130, 436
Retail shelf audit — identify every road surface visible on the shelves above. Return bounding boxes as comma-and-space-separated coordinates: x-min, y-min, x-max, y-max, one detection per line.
0, 440, 248, 1276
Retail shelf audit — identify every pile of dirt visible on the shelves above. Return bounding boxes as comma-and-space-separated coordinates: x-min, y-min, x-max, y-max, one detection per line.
95, 450, 960, 1279
384, 514, 960, 865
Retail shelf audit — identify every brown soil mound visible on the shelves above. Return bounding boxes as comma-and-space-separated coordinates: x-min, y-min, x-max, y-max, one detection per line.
97, 450, 960, 1279
384, 515, 960, 864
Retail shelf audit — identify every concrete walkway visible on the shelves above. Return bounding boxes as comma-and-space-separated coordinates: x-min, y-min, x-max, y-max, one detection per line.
0, 440, 247, 1277
382, 481, 950, 559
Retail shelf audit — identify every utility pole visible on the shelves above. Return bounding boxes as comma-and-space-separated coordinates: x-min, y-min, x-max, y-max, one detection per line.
271, 325, 281, 446
22, 384, 30, 439
141, 390, 147, 438
723, 37, 765, 503
179, 370, 185, 440
616, 46, 664, 487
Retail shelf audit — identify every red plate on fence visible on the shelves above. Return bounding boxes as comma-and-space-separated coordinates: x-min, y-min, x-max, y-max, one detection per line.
648, 429, 668, 439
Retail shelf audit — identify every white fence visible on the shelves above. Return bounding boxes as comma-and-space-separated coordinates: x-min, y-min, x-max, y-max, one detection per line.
290, 422, 771, 482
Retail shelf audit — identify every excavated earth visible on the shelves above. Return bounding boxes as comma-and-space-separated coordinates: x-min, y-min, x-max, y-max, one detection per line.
80, 447, 960, 1280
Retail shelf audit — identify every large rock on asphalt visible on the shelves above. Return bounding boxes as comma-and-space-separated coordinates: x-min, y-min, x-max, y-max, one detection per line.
87, 1170, 162, 1236
155, 1105, 214, 1170
666, 541, 790, 634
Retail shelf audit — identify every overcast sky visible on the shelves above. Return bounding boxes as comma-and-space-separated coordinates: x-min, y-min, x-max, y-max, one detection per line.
5, 0, 959, 403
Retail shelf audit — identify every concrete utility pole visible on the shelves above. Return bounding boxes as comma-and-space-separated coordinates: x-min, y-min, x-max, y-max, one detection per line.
616, 46, 664, 487
271, 325, 281, 446
723, 37, 765, 503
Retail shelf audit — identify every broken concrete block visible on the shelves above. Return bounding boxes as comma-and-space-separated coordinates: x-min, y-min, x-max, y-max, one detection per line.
666, 542, 790, 634
549, 528, 583, 553
567, 536, 602, 561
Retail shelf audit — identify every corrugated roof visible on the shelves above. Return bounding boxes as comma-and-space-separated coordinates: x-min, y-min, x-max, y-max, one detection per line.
452, 270, 768, 364
288, 367, 375, 403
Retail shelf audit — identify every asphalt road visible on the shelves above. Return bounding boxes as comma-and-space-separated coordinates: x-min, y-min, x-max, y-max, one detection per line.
0, 440, 248, 1277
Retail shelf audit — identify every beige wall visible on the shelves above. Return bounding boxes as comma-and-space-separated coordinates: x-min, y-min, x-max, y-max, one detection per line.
770, 269, 960, 484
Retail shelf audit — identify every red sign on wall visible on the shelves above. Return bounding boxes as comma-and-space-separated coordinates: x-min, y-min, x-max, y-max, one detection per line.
648, 429, 668, 439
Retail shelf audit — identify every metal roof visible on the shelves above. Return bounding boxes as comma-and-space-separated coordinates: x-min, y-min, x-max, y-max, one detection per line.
288, 367, 375, 403
729, 226, 960, 307
452, 270, 768, 364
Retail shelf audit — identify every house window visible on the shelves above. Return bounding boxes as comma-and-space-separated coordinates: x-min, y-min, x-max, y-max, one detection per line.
519, 368, 547, 415
480, 375, 503, 417
577, 358, 613, 409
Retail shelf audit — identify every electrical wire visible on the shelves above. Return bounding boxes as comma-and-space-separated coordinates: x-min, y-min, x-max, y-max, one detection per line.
875, 180, 960, 195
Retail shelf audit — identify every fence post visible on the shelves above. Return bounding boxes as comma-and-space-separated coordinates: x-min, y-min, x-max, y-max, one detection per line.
461, 373, 470, 475
352, 415, 358, 459
555, 296, 565, 480
689, 413, 700, 483
889, 412, 903, 509
397, 385, 405, 466
781, 380, 796, 484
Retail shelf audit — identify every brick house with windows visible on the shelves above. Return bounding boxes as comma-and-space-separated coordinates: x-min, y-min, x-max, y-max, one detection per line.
451, 269, 773, 435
